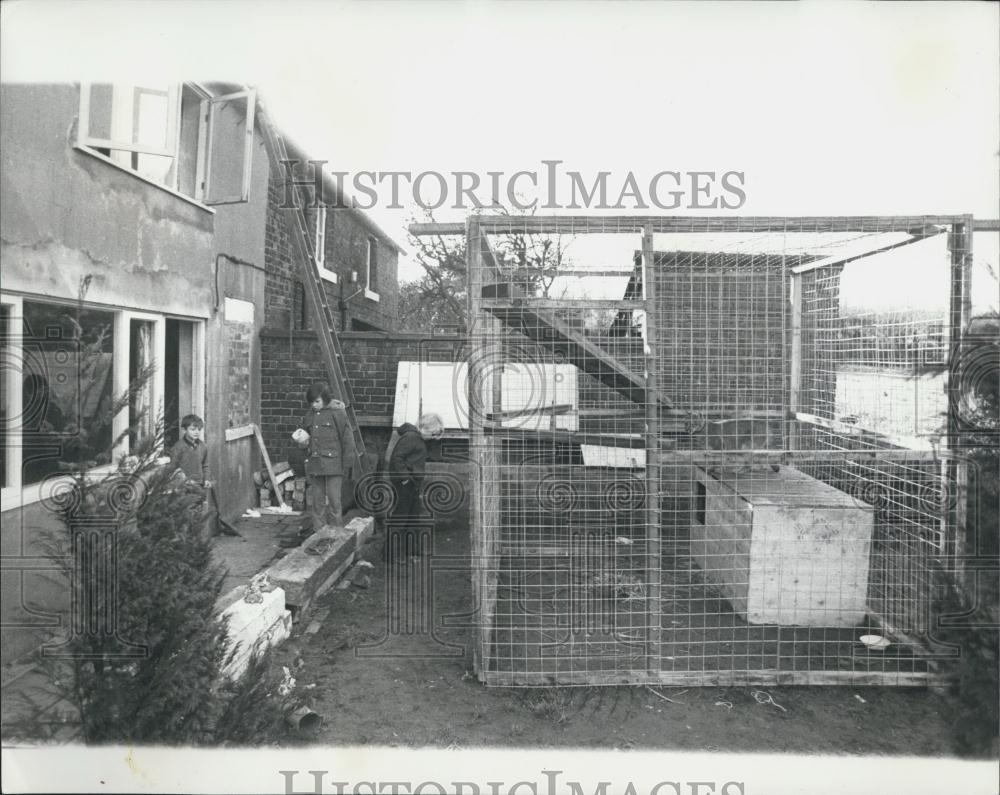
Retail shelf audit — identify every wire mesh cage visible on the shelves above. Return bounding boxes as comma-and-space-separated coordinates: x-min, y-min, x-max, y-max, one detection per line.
466, 215, 973, 687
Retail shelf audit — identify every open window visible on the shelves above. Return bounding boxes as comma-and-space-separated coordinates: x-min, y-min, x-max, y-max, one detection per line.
200, 88, 257, 205
78, 83, 256, 205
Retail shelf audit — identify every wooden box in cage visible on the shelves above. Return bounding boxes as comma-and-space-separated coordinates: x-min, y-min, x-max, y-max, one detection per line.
691, 467, 874, 627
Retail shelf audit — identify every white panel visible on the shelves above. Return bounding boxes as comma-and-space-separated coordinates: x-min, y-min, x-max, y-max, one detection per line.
580, 444, 645, 469
391, 361, 580, 433
224, 297, 254, 323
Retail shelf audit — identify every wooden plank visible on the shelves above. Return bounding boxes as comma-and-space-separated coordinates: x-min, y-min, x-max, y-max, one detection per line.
663, 448, 941, 461
481, 298, 646, 311
481, 669, 941, 687
483, 426, 646, 449
789, 227, 947, 274
485, 403, 573, 421
251, 423, 286, 509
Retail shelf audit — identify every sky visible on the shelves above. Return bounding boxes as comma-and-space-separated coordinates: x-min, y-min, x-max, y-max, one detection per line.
2, 3, 999, 791
2, 0, 998, 297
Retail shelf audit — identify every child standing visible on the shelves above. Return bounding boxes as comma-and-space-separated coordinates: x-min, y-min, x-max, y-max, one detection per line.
169, 414, 213, 537
169, 414, 210, 488
295, 382, 355, 530
386, 413, 444, 562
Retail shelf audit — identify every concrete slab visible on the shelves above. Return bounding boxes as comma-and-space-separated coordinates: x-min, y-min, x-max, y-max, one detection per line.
266, 525, 357, 612
211, 513, 301, 597
264, 518, 376, 614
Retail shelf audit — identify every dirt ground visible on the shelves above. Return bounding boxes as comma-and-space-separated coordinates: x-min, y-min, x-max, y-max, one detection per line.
274, 504, 960, 756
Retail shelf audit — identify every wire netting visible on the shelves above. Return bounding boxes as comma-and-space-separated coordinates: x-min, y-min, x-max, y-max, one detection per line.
467, 216, 969, 686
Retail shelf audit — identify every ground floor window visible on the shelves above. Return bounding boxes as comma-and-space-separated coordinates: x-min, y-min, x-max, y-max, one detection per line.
0, 293, 204, 506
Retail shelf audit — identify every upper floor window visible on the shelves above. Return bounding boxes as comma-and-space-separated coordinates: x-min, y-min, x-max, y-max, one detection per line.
77, 83, 257, 205
365, 237, 380, 301
314, 206, 337, 284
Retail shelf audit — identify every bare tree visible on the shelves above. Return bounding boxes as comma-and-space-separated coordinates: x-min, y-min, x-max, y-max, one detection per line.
399, 207, 574, 333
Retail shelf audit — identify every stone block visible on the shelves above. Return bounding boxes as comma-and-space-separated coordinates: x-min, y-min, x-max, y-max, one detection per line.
266, 525, 357, 610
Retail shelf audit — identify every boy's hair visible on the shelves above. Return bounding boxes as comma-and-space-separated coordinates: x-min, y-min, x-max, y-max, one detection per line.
305, 382, 332, 405
180, 414, 204, 429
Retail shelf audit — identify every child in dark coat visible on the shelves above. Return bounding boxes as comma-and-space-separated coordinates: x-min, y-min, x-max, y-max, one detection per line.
387, 413, 443, 562
295, 382, 355, 530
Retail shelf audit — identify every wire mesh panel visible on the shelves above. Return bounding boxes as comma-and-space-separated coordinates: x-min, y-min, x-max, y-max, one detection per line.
467, 216, 970, 687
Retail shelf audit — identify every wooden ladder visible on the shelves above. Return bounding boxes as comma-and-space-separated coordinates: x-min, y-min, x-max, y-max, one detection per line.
256, 99, 368, 472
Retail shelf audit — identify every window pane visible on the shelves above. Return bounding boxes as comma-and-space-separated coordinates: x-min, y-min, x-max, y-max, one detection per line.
21, 302, 115, 484
129, 319, 155, 449
86, 83, 114, 140
204, 94, 249, 203
135, 153, 174, 185
176, 86, 203, 197
368, 240, 378, 290
132, 87, 170, 149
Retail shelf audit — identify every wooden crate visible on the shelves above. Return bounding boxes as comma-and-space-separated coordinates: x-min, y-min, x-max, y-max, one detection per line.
691, 466, 874, 627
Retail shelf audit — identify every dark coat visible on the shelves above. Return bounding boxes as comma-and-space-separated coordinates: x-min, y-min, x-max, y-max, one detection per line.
388, 423, 428, 483
299, 400, 354, 476
169, 437, 209, 483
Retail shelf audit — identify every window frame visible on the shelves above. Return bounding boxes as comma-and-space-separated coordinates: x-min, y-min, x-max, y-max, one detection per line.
1, 295, 24, 498
364, 237, 380, 301
75, 82, 255, 210
199, 88, 257, 205
0, 292, 204, 513
314, 206, 338, 284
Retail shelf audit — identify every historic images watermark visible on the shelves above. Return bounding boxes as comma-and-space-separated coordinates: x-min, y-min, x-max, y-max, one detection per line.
279, 769, 747, 795
278, 159, 747, 212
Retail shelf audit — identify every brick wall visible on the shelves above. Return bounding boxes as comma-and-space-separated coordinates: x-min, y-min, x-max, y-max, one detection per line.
260, 330, 463, 465
264, 169, 400, 334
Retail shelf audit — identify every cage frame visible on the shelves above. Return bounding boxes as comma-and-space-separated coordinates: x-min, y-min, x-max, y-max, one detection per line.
458, 214, 974, 688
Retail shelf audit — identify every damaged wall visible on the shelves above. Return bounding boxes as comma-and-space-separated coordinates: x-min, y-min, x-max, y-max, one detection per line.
0, 83, 270, 663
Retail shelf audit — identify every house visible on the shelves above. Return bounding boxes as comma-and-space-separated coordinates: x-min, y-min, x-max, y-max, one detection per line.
0, 81, 401, 664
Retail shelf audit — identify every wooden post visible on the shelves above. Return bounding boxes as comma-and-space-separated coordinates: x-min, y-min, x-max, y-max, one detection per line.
467, 218, 487, 679
947, 217, 972, 585
789, 271, 803, 452
642, 228, 662, 680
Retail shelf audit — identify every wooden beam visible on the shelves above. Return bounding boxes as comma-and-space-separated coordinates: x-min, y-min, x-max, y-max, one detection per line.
409, 221, 466, 236
413, 215, 984, 237
485, 403, 573, 421
948, 217, 973, 588
481, 669, 941, 687
466, 215, 970, 236
481, 297, 646, 311
483, 426, 647, 449
662, 448, 942, 461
